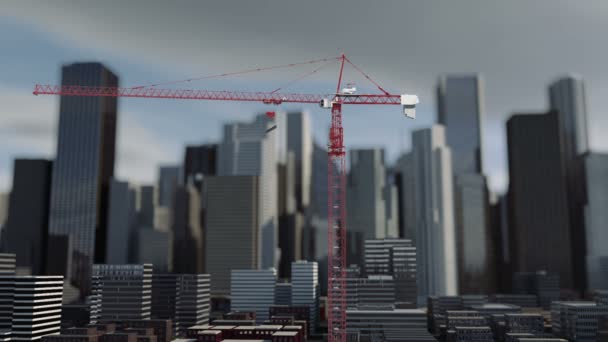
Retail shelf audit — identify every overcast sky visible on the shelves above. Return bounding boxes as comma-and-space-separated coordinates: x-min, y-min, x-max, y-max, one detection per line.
1, 0, 608, 194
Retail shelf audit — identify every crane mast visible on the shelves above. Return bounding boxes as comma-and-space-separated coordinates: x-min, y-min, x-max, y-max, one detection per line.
33, 54, 417, 342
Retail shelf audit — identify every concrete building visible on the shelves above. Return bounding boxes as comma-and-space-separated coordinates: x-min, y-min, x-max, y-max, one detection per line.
230, 269, 277, 324
346, 308, 435, 341
278, 153, 303, 279
347, 149, 388, 243
204, 176, 259, 296
48, 63, 118, 294
383, 184, 399, 238
0, 275, 64, 340
158, 166, 181, 208
183, 144, 217, 193
218, 114, 278, 270
136, 230, 172, 273
1, 159, 52, 275
437, 75, 493, 295
90, 264, 152, 323
549, 76, 589, 292
507, 111, 573, 288
0, 254, 15, 275
291, 261, 318, 334
357, 275, 396, 308
151, 274, 210, 336
584, 153, 608, 290
286, 111, 312, 211
105, 179, 136, 265
172, 184, 203, 274
275, 282, 292, 306
412, 125, 458, 301
551, 301, 608, 341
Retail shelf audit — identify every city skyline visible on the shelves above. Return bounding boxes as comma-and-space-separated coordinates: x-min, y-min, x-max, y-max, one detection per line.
3, 1, 608, 195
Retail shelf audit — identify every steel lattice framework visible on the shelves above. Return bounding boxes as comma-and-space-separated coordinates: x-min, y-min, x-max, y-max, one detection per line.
33, 54, 414, 342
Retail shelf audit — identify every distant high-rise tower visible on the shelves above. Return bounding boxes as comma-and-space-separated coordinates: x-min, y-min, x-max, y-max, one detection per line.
506, 111, 573, 289
138, 185, 156, 228
183, 144, 217, 192
583, 153, 608, 290
1, 159, 52, 275
172, 184, 204, 274
218, 114, 278, 270
412, 125, 458, 302
395, 153, 416, 241
105, 179, 136, 265
158, 166, 182, 208
205, 176, 260, 296
286, 112, 313, 210
0, 193, 8, 235
48, 62, 118, 294
437, 74, 493, 294
549, 76, 589, 292
347, 149, 388, 266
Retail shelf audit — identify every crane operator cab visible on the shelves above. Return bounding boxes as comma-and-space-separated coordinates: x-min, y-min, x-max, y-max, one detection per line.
401, 94, 419, 119
340, 83, 357, 95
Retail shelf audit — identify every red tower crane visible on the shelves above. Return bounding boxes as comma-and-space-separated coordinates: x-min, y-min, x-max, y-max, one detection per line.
33, 54, 418, 342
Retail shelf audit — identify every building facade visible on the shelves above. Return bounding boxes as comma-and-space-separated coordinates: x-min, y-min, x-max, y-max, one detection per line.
1, 159, 52, 275
48, 63, 118, 294
172, 184, 204, 274
90, 264, 152, 323
412, 125, 458, 302
105, 179, 136, 265
230, 269, 277, 324
291, 261, 318, 334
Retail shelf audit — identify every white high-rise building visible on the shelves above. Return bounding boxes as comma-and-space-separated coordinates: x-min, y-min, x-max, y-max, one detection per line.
412, 125, 458, 302
230, 269, 277, 324
218, 114, 278, 269
291, 261, 319, 334
584, 153, 608, 290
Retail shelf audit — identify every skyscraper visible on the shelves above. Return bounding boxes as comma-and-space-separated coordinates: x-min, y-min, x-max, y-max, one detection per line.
218, 114, 277, 269
412, 125, 458, 302
395, 153, 416, 241
183, 144, 217, 192
583, 153, 608, 290
138, 186, 156, 228
0, 193, 8, 237
278, 152, 303, 279
158, 166, 181, 208
90, 264, 152, 323
347, 149, 388, 265
437, 74, 493, 294
105, 179, 136, 265
204, 176, 259, 296
1, 159, 52, 275
47, 62, 118, 294
230, 269, 277, 324
506, 111, 573, 288
286, 112, 313, 211
549, 76, 589, 291
172, 184, 204, 274
291, 261, 319, 334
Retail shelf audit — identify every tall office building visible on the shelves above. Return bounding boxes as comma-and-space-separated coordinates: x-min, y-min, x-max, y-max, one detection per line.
183, 144, 217, 192
584, 153, 608, 290
286, 112, 312, 210
48, 63, 118, 294
347, 149, 388, 265
0, 275, 64, 340
105, 179, 136, 265
90, 264, 152, 323
172, 184, 204, 274
383, 183, 399, 238
218, 114, 278, 270
549, 76, 589, 292
204, 176, 259, 296
346, 308, 435, 341
278, 153, 303, 279
0, 193, 8, 235
158, 166, 181, 208
275, 282, 292, 306
1, 159, 52, 275
230, 269, 277, 324
551, 301, 608, 341
291, 261, 318, 334
0, 254, 15, 275
138, 186, 156, 228
412, 125, 458, 302
437, 74, 493, 294
507, 111, 573, 288
395, 153, 416, 241
151, 274, 210, 336
137, 229, 172, 273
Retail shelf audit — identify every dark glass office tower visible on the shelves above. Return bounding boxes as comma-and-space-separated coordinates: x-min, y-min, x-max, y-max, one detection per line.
47, 62, 118, 295
506, 111, 573, 289
549, 76, 589, 292
183, 144, 217, 191
1, 159, 52, 275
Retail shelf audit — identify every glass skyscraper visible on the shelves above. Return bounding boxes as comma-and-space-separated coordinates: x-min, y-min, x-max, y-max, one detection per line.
48, 62, 118, 295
